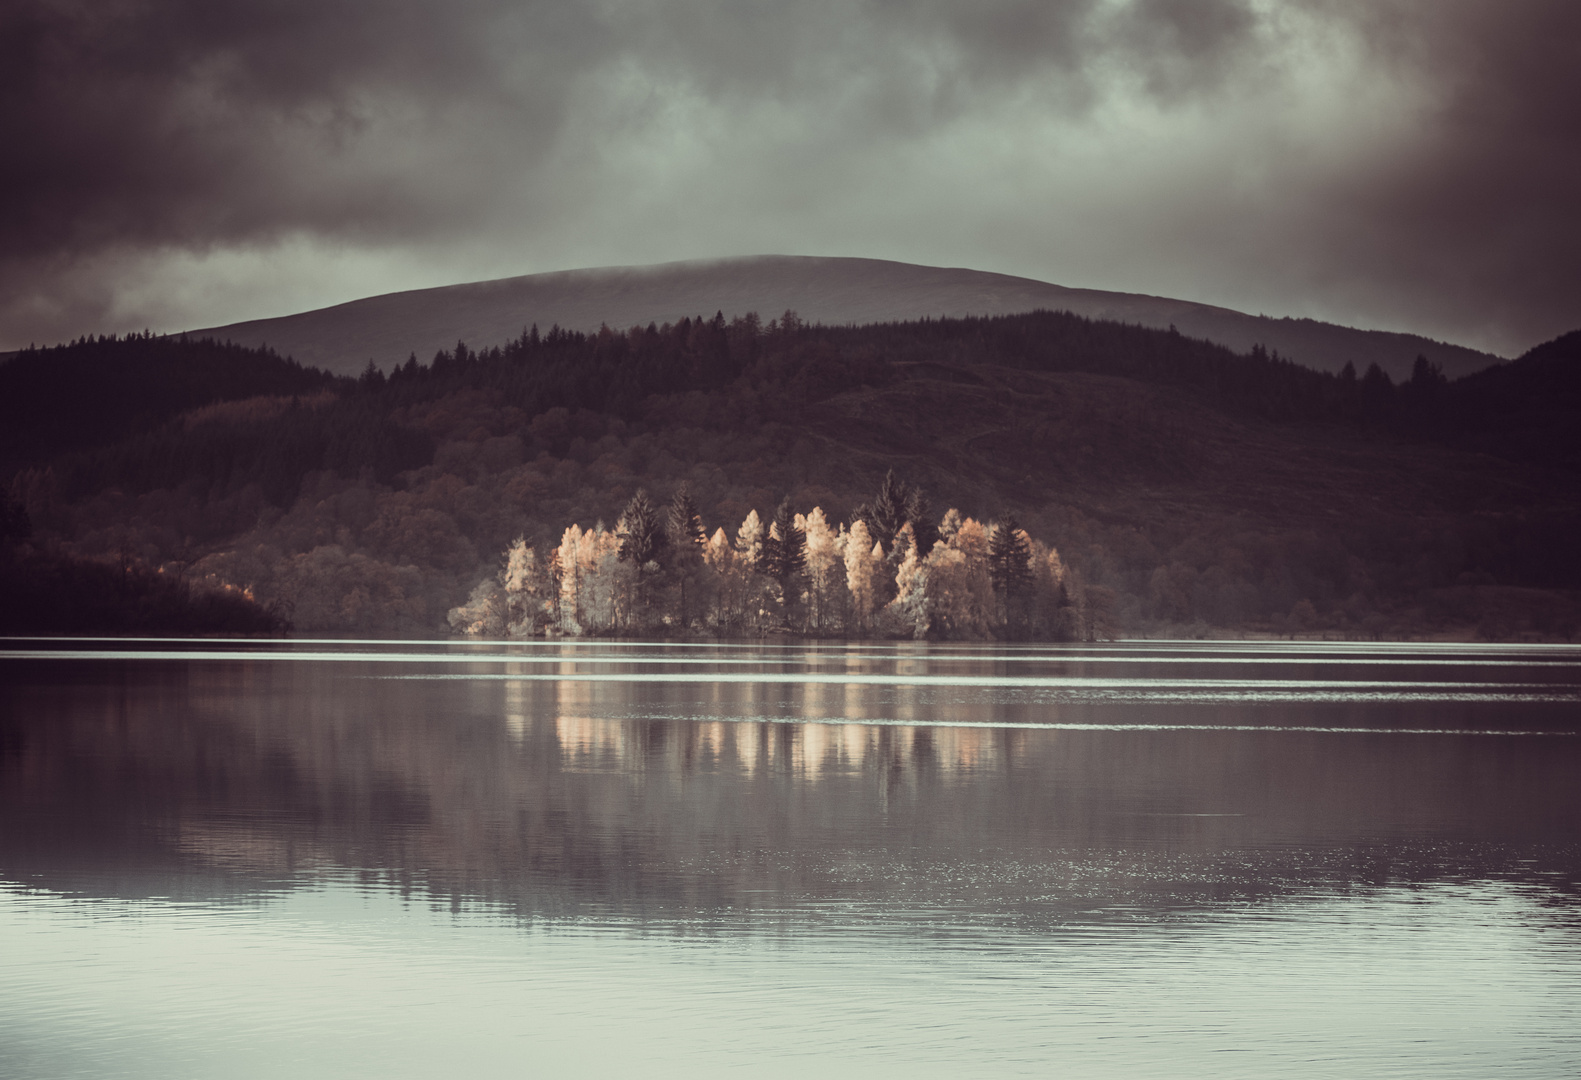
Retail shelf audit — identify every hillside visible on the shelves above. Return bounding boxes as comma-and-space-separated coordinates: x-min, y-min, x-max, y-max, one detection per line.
186, 256, 1503, 382
5, 312, 1576, 641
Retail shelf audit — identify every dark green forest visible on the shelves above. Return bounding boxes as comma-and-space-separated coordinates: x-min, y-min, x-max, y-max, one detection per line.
3, 310, 1578, 639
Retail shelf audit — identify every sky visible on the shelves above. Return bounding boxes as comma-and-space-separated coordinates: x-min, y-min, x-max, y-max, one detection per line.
2, 0, 1577, 358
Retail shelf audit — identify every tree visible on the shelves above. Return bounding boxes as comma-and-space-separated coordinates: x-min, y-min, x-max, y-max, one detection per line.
557, 525, 586, 633
617, 489, 667, 568
666, 486, 706, 554
843, 520, 883, 636
860, 469, 910, 552
800, 508, 846, 632
760, 496, 806, 624
666, 486, 707, 630
905, 487, 939, 556
890, 539, 929, 638
938, 507, 963, 544
501, 538, 556, 636
735, 509, 765, 570
988, 516, 1034, 633
447, 578, 504, 636
733, 510, 771, 631
892, 513, 994, 640
577, 524, 624, 632
617, 490, 667, 621
703, 527, 743, 634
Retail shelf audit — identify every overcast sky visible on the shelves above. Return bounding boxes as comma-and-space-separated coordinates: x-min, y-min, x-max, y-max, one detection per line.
3, 0, 1576, 357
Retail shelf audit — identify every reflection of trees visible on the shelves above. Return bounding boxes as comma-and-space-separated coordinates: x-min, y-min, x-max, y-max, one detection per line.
3, 648, 1579, 919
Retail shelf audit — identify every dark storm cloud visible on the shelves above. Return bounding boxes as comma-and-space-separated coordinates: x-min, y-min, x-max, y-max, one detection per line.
0, 0, 603, 257
1300, 0, 1581, 350
1, 0, 1576, 354
0, 0, 1269, 260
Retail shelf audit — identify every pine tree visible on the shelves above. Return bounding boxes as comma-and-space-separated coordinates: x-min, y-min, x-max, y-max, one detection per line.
760, 496, 806, 626
666, 486, 706, 555
666, 486, 706, 630
358, 360, 386, 393
866, 469, 910, 550
617, 489, 667, 568
905, 487, 939, 556
617, 490, 667, 620
988, 516, 1033, 601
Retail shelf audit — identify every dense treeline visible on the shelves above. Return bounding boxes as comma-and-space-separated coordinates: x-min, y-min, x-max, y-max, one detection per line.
9, 315, 1578, 505
58, 396, 435, 506
0, 491, 286, 635
4, 315, 1578, 639
0, 333, 340, 467
1438, 330, 1581, 470
349, 313, 1580, 466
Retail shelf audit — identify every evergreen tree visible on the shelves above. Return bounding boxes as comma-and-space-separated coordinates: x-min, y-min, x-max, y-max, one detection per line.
617, 490, 667, 619
988, 516, 1034, 602
616, 489, 667, 568
905, 487, 939, 556
666, 486, 706, 555
761, 496, 807, 624
666, 485, 707, 630
862, 469, 911, 551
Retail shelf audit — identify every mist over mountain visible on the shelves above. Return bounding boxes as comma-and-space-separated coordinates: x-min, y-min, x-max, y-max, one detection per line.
187, 257, 1503, 382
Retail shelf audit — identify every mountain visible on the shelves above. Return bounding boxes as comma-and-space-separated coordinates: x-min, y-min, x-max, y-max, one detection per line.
186, 255, 1502, 381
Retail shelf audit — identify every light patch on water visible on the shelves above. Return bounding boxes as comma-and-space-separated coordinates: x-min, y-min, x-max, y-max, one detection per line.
1, 877, 1577, 1080
550, 712, 1581, 737
6, 639, 1581, 671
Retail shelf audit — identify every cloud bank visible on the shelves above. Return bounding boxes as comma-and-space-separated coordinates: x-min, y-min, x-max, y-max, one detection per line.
2, 0, 1576, 355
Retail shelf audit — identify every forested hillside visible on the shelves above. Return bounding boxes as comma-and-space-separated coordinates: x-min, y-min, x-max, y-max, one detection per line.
4, 314, 1577, 639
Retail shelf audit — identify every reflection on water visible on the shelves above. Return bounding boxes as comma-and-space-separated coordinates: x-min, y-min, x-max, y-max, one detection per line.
2, 640, 1579, 1079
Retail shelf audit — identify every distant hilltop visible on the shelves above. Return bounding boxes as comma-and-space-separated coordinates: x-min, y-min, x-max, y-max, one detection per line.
186, 255, 1503, 381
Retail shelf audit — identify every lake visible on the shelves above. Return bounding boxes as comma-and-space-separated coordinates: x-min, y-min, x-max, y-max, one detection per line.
2, 639, 1579, 1078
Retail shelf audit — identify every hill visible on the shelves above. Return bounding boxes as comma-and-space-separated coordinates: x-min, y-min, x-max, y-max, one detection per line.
0, 334, 340, 467
5, 313, 1575, 640
186, 256, 1503, 382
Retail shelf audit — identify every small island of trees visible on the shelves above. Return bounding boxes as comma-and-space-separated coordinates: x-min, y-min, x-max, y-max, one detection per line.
448, 472, 1112, 640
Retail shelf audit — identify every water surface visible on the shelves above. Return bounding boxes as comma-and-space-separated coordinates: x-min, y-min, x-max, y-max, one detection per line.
3, 640, 1579, 1078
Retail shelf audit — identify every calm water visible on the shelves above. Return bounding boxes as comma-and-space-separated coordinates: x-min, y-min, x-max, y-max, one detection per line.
2, 639, 1579, 1078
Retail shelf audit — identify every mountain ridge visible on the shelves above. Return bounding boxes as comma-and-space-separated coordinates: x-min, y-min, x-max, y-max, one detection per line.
183, 255, 1504, 381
